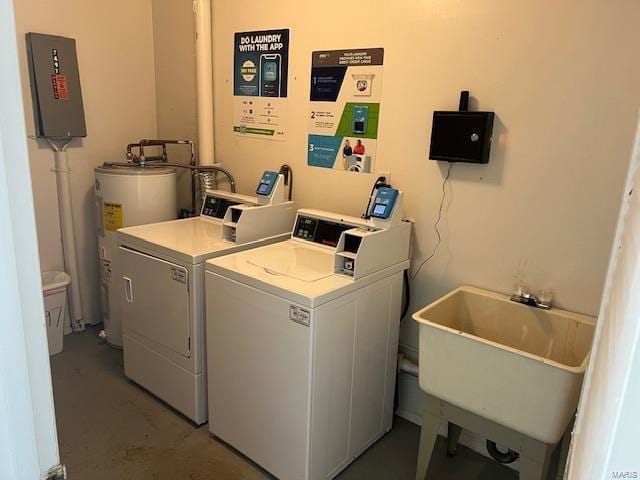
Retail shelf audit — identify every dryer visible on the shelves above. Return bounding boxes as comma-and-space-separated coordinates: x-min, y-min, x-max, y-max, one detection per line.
204, 186, 411, 479
118, 171, 295, 424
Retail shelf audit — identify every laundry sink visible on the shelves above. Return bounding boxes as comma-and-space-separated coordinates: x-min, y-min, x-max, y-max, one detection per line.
413, 286, 595, 444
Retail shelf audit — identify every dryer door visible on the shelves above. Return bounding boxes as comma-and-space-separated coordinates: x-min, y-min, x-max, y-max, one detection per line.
119, 246, 191, 357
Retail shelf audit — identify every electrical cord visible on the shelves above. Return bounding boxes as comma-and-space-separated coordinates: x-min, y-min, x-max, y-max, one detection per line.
278, 164, 293, 200
362, 176, 389, 219
400, 269, 411, 320
410, 163, 454, 280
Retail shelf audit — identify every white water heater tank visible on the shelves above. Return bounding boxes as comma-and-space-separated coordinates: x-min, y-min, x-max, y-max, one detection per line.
94, 166, 177, 347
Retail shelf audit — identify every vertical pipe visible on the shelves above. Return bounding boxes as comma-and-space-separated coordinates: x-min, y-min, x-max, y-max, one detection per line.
50, 141, 83, 329
194, 0, 214, 166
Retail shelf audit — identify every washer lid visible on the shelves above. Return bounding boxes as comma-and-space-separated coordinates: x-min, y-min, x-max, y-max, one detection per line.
94, 165, 176, 176
205, 240, 366, 308
246, 243, 334, 282
206, 240, 408, 308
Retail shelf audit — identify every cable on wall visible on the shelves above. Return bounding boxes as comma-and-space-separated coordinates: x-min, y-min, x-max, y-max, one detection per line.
410, 162, 454, 280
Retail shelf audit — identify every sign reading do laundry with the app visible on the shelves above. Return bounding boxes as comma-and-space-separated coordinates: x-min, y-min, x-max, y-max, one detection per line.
233, 29, 289, 141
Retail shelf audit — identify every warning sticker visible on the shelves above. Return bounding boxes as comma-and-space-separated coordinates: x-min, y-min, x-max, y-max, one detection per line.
103, 203, 123, 231
51, 74, 70, 101
101, 259, 112, 283
290, 305, 311, 327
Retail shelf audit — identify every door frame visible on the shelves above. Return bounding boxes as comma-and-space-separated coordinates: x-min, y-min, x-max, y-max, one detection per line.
0, 0, 60, 478
567, 114, 640, 478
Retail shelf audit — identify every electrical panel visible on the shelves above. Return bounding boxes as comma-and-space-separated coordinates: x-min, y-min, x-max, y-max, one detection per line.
26, 32, 87, 138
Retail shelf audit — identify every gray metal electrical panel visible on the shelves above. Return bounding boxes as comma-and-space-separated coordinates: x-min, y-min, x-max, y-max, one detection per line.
26, 32, 87, 138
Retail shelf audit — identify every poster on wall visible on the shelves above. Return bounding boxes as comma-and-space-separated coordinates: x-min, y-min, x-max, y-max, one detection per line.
307, 48, 384, 173
233, 29, 289, 140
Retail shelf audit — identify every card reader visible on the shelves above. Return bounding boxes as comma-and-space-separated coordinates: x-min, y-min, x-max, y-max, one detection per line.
256, 171, 279, 197
352, 105, 369, 135
369, 187, 399, 220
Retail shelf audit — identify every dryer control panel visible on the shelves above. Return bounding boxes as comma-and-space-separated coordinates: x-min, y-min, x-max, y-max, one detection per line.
201, 194, 240, 219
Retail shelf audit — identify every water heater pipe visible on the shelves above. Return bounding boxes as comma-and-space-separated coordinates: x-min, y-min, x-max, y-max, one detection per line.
194, 0, 214, 166
48, 139, 83, 330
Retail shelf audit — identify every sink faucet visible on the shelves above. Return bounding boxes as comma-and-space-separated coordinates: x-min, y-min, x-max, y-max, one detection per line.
510, 288, 552, 310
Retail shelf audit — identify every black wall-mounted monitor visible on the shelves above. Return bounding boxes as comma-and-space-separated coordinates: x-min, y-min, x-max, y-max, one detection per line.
429, 111, 494, 164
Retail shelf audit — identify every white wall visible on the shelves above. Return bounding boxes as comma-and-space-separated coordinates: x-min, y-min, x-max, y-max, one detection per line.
209, 0, 640, 355
13, 0, 158, 325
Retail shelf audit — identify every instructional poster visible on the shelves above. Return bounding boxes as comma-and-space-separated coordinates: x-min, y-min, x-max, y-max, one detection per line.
233, 29, 289, 141
308, 48, 384, 173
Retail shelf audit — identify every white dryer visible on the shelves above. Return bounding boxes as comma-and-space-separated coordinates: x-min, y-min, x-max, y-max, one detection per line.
204, 186, 411, 480
118, 171, 295, 424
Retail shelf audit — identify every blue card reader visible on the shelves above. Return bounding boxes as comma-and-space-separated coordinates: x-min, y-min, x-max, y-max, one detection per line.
256, 171, 278, 196
370, 187, 399, 219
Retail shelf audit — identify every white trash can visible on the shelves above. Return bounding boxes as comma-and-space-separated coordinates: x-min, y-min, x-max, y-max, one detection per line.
41, 271, 71, 356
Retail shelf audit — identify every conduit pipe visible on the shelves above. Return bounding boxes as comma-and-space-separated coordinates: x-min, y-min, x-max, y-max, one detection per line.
194, 0, 214, 166
48, 138, 83, 330
398, 353, 419, 377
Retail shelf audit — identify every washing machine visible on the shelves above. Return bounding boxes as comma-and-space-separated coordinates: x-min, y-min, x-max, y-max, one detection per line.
204, 186, 411, 480
118, 170, 295, 424
346, 154, 371, 173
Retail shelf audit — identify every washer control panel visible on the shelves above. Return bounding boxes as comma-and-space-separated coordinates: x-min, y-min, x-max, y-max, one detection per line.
294, 215, 356, 248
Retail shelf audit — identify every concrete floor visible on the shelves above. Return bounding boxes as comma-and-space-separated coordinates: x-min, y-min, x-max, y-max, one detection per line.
51, 327, 517, 480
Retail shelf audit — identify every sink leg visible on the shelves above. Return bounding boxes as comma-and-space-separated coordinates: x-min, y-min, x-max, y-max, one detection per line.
546, 443, 562, 480
446, 423, 463, 457
519, 458, 550, 480
415, 410, 440, 480
546, 420, 573, 479
519, 447, 553, 480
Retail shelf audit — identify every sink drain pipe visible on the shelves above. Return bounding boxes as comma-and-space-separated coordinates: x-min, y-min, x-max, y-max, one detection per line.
397, 353, 418, 377
486, 441, 520, 464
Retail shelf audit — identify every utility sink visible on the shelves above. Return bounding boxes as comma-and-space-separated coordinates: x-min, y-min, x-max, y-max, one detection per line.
413, 286, 595, 444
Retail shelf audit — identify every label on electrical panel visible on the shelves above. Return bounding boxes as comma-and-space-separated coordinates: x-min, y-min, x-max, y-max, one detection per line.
103, 203, 123, 231
290, 305, 311, 327
51, 74, 70, 101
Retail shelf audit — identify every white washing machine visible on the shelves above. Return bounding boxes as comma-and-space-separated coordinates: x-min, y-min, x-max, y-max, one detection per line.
346, 154, 371, 173
204, 186, 411, 480
118, 171, 295, 424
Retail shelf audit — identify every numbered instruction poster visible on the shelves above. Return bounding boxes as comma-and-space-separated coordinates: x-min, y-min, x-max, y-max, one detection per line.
308, 48, 384, 173
233, 29, 289, 140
